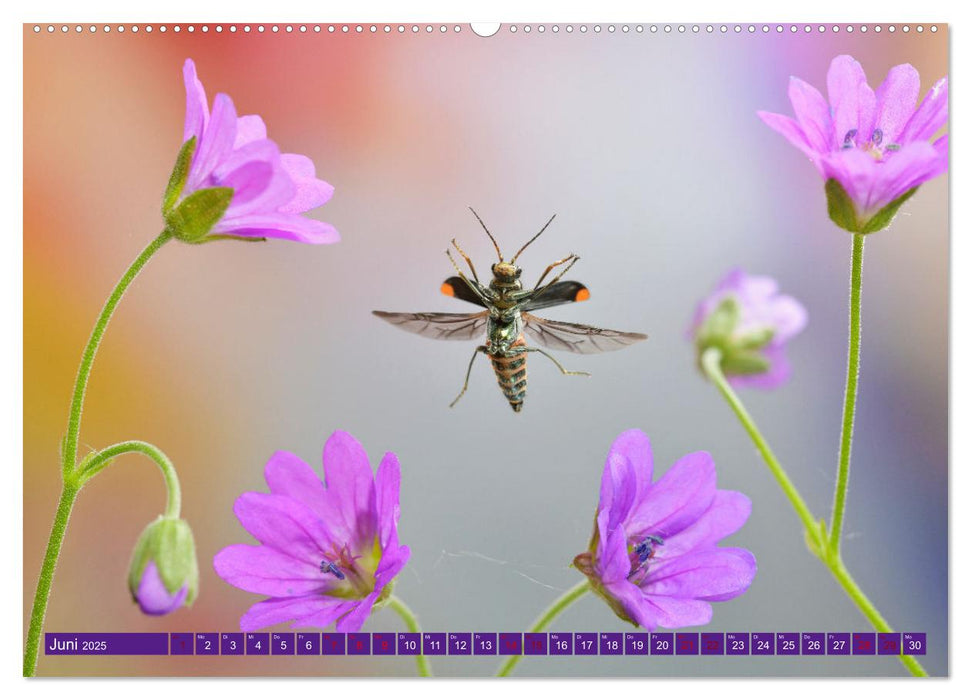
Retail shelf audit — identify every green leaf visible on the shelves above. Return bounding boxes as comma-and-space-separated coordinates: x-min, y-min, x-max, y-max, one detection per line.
162, 137, 197, 215
860, 186, 919, 234
721, 349, 771, 376
825, 178, 862, 233
164, 186, 234, 243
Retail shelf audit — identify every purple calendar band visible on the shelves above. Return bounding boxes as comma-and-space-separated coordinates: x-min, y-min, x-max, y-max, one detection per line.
43, 632, 926, 656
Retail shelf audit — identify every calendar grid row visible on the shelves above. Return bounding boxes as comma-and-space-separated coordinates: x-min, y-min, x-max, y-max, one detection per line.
46, 632, 926, 657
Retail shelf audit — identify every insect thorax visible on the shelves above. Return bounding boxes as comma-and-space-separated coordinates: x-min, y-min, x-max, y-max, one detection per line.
487, 314, 524, 355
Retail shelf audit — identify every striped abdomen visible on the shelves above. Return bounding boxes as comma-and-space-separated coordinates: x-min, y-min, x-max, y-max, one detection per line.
490, 335, 528, 412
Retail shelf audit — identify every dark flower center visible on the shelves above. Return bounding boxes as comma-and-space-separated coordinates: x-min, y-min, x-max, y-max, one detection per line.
841, 128, 900, 159
627, 534, 664, 583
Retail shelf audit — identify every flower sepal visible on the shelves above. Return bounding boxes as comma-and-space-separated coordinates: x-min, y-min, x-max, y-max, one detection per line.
825, 178, 919, 235
694, 297, 773, 377
164, 186, 235, 243
128, 516, 199, 616
162, 136, 196, 215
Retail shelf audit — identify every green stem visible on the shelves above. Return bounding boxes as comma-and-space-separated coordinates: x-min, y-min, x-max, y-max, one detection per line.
701, 348, 818, 535
79, 441, 181, 518
496, 579, 590, 677
829, 556, 927, 676
830, 233, 865, 555
387, 596, 432, 677
62, 230, 172, 478
702, 346, 926, 676
26, 232, 173, 677
23, 483, 79, 676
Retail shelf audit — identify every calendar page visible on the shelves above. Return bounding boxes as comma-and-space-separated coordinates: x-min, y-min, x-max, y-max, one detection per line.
22, 20, 948, 678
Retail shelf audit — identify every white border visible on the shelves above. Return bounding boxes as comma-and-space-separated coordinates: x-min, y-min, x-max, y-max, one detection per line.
4, 0, 964, 698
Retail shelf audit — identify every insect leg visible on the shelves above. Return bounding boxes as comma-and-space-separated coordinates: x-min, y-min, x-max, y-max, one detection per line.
451, 238, 480, 283
524, 346, 591, 376
446, 249, 492, 305
532, 253, 579, 291
450, 345, 488, 408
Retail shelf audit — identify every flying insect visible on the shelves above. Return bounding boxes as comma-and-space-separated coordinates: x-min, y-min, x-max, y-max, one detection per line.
373, 209, 647, 412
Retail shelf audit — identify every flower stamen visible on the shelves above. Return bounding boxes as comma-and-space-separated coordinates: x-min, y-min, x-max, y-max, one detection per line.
319, 559, 346, 580
627, 534, 664, 582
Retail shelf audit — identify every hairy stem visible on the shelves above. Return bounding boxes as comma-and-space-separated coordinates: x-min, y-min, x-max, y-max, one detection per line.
830, 232, 865, 554
78, 440, 181, 518
387, 596, 432, 677
23, 483, 79, 676
702, 345, 926, 676
62, 231, 172, 477
701, 348, 817, 534
25, 232, 172, 677
496, 579, 590, 677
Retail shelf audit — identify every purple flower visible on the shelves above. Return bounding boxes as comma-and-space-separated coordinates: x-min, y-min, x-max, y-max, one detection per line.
127, 516, 199, 616
166, 59, 339, 244
689, 268, 807, 390
573, 430, 756, 630
758, 55, 948, 233
213, 431, 410, 633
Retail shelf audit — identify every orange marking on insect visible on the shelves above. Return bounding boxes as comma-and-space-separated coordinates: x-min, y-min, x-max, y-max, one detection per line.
575, 287, 591, 302
440, 282, 455, 297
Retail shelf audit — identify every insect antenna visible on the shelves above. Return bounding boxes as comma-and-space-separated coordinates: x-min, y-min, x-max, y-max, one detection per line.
511, 213, 556, 264
468, 207, 503, 261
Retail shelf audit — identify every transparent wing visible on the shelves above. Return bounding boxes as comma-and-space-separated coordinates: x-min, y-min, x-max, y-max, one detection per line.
372, 310, 489, 341
522, 313, 647, 354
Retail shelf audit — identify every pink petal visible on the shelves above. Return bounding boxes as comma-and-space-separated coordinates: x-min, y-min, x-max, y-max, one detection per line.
235, 115, 268, 148
827, 55, 871, 143
626, 451, 716, 539
787, 77, 833, 152
599, 448, 637, 531
182, 58, 208, 143
239, 595, 344, 631
602, 578, 660, 630
262, 451, 352, 545
292, 599, 357, 629
642, 595, 713, 629
321, 431, 377, 544
335, 595, 377, 633
866, 141, 944, 212
279, 154, 335, 214
757, 111, 821, 164
660, 491, 753, 558
766, 294, 808, 342
818, 148, 879, 213
187, 93, 238, 192
874, 64, 920, 144
644, 547, 757, 602
212, 212, 340, 244
213, 543, 329, 597
135, 561, 188, 616
233, 492, 332, 562
898, 77, 948, 143
215, 140, 296, 217
374, 452, 402, 549
596, 509, 630, 584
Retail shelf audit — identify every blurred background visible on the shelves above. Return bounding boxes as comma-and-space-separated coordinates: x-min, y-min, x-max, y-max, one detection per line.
23, 23, 948, 677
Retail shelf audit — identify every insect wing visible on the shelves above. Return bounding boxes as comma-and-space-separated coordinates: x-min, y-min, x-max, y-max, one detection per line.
440, 276, 487, 307
522, 313, 647, 354
372, 310, 489, 341
523, 280, 590, 311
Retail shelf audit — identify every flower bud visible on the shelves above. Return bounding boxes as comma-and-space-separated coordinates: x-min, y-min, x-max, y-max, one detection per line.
690, 269, 807, 390
127, 516, 199, 616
